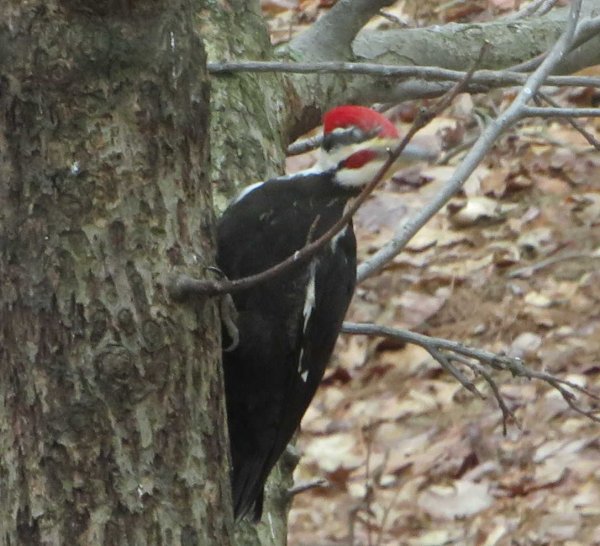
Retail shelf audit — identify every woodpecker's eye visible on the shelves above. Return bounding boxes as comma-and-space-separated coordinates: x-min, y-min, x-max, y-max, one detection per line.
323, 126, 371, 152
350, 127, 365, 142
322, 133, 335, 152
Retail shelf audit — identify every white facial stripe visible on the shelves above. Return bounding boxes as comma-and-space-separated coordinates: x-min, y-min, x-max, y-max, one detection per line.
317, 137, 393, 173
334, 157, 387, 187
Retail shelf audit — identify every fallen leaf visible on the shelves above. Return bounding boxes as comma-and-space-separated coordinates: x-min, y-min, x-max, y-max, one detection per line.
303, 433, 363, 473
508, 332, 542, 358
417, 480, 494, 519
447, 196, 507, 227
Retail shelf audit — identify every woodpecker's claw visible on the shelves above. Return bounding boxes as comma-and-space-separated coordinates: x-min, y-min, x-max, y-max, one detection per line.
207, 265, 225, 277
220, 293, 239, 352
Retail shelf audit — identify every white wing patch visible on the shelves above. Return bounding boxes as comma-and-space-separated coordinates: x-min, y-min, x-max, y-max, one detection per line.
330, 225, 348, 253
232, 181, 264, 204
232, 167, 321, 205
297, 260, 317, 382
302, 261, 317, 331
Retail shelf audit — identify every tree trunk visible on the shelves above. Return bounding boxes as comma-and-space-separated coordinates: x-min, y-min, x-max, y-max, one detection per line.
0, 1, 232, 544
202, 2, 295, 544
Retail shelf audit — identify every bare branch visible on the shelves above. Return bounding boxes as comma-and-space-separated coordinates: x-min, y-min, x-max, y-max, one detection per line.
536, 91, 600, 150
451, 354, 518, 434
288, 0, 395, 61
287, 134, 322, 156
507, 251, 598, 279
427, 346, 485, 400
521, 106, 600, 118
436, 134, 480, 166
356, 0, 585, 283
341, 322, 600, 423
287, 478, 328, 498
207, 60, 600, 90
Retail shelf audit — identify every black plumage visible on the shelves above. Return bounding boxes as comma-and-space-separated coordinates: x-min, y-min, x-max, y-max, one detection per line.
216, 171, 358, 521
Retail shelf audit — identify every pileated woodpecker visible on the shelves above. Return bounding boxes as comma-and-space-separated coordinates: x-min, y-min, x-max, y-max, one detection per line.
217, 106, 400, 521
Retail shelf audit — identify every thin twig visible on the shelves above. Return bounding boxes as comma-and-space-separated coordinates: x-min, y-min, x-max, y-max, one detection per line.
287, 134, 322, 156
436, 134, 480, 165
504, 0, 559, 21
356, 0, 584, 283
287, 478, 328, 498
522, 106, 600, 118
536, 91, 600, 151
427, 346, 484, 400
451, 353, 517, 434
507, 251, 597, 279
378, 10, 409, 27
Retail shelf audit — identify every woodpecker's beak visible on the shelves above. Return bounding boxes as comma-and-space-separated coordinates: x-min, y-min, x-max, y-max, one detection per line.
399, 141, 438, 163
318, 132, 437, 183
319, 131, 437, 170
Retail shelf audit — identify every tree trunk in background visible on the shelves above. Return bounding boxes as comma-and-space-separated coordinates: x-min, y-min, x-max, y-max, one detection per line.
0, 1, 232, 544
202, 2, 296, 545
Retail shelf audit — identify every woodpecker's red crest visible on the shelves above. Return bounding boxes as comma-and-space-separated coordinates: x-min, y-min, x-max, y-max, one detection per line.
319, 105, 400, 187
323, 105, 399, 139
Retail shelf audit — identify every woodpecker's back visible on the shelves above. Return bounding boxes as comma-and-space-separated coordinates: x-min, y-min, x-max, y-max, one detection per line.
217, 171, 357, 520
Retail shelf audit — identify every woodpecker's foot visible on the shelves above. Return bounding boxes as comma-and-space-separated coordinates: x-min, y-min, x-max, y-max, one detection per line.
282, 443, 301, 467
220, 293, 239, 352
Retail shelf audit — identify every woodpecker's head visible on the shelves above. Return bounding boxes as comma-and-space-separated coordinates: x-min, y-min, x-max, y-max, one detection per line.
318, 105, 400, 188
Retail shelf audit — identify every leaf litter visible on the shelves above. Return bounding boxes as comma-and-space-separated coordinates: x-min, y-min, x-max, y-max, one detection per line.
260, 2, 600, 544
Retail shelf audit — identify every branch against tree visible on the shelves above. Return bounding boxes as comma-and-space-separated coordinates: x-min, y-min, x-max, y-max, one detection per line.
276, 0, 600, 114
169, 60, 481, 300
207, 60, 600, 91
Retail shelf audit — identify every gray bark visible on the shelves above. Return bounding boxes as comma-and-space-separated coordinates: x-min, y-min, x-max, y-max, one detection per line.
0, 1, 231, 544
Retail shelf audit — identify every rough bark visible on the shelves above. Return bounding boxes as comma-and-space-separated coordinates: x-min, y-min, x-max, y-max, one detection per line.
0, 1, 231, 544
200, 1, 297, 212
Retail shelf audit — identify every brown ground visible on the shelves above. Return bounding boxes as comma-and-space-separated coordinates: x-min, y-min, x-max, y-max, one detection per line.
261, 1, 600, 544
289, 118, 600, 545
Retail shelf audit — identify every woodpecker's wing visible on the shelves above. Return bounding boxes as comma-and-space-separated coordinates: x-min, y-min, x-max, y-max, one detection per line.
217, 173, 357, 520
